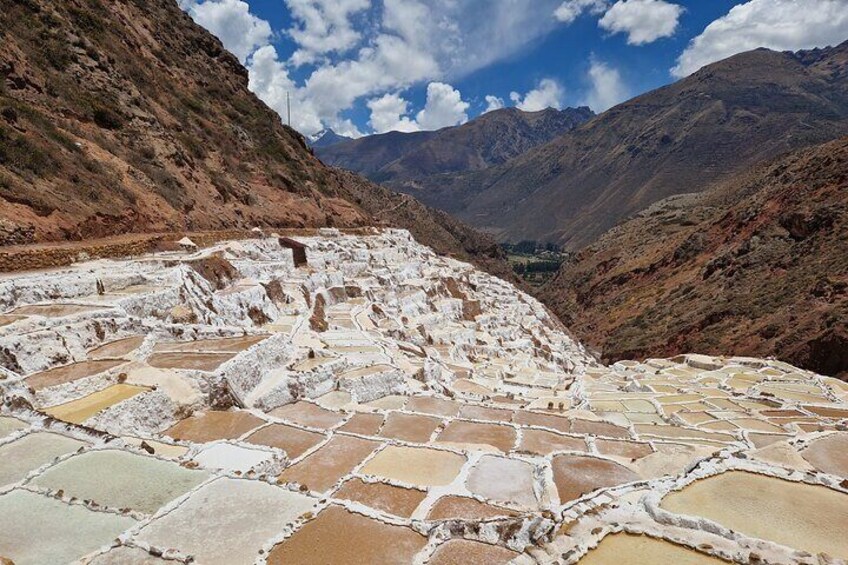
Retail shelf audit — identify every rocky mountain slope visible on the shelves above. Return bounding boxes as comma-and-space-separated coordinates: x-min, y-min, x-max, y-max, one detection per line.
426, 43, 848, 248
316, 107, 593, 193
0, 0, 509, 277
540, 137, 848, 378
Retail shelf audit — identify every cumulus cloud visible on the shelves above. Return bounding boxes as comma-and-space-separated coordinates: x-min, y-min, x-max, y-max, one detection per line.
367, 93, 421, 133
673, 0, 848, 78
415, 82, 470, 130
286, 0, 370, 66
183, 0, 272, 63
510, 79, 565, 111
599, 0, 683, 45
554, 0, 609, 24
367, 83, 470, 133
582, 58, 630, 112
484, 95, 506, 113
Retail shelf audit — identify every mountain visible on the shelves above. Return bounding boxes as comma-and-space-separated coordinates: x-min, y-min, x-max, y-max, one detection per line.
539, 136, 848, 378
309, 129, 353, 148
316, 106, 593, 186
418, 42, 848, 249
0, 0, 509, 277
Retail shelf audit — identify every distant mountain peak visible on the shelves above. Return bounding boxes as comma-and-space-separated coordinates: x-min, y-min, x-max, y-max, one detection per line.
309, 129, 353, 148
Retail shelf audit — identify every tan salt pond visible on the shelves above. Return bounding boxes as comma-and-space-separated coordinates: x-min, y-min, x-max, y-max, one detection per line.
153, 335, 268, 353
333, 477, 426, 517
165, 411, 265, 443
0, 314, 25, 327
466, 455, 538, 508
437, 420, 517, 452
245, 423, 325, 459
270, 401, 346, 429
146, 352, 236, 371
25, 359, 127, 391
458, 404, 514, 423
44, 384, 149, 424
379, 412, 442, 443
428, 539, 519, 565
801, 433, 848, 476
360, 446, 466, 487
88, 336, 145, 359
0, 432, 87, 487
595, 439, 653, 460
661, 471, 848, 558
279, 435, 379, 492
551, 455, 640, 504
427, 495, 520, 520
0, 415, 26, 439
9, 304, 104, 318
578, 534, 728, 564
267, 505, 426, 565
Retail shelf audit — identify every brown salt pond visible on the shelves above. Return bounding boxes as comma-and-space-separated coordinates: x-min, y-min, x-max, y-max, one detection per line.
436, 420, 517, 452
405, 396, 461, 417
426, 495, 520, 520
153, 335, 269, 353
551, 455, 640, 504
279, 435, 379, 492
428, 539, 519, 565
458, 404, 514, 423
245, 423, 325, 459
0, 314, 25, 327
338, 412, 385, 435
25, 359, 127, 391
146, 352, 236, 372
270, 401, 346, 429
44, 384, 150, 424
661, 471, 848, 558
578, 534, 728, 564
165, 411, 265, 443
360, 446, 466, 487
267, 505, 427, 565
518, 429, 586, 455
88, 336, 146, 360
333, 477, 426, 517
801, 433, 848, 476
379, 412, 442, 443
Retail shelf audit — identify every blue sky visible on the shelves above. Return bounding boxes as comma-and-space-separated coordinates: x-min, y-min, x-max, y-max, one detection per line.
179, 0, 848, 137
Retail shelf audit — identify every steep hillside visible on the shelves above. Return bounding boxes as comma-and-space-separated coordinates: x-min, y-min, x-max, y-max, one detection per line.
430, 43, 848, 248
540, 137, 848, 378
0, 0, 509, 277
317, 107, 593, 187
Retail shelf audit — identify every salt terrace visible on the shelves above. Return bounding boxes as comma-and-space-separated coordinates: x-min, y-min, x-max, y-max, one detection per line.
0, 228, 846, 564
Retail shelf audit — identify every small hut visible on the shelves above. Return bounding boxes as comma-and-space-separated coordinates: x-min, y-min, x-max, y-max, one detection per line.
279, 237, 308, 268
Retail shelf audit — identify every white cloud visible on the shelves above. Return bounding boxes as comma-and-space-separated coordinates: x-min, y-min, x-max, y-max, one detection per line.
367, 83, 470, 133
510, 79, 565, 111
582, 58, 630, 112
673, 0, 848, 77
415, 82, 470, 130
184, 0, 272, 63
286, 0, 370, 66
599, 0, 683, 45
367, 93, 421, 133
554, 0, 608, 24
484, 95, 506, 113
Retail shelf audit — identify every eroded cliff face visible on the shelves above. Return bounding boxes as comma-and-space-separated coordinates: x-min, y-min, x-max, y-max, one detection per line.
1, 229, 846, 564
0, 0, 511, 280
541, 137, 848, 379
